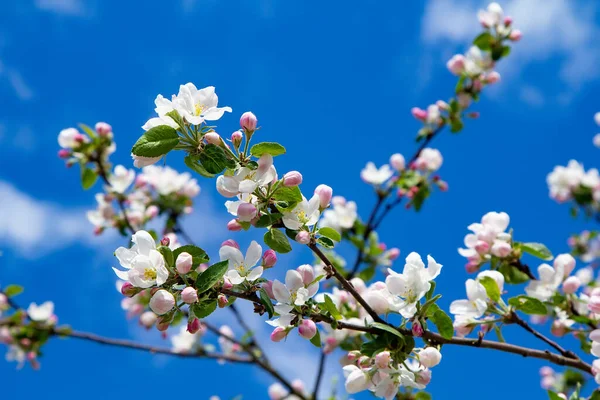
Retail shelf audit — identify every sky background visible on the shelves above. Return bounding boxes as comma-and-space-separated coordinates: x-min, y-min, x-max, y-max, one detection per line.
1, 0, 600, 398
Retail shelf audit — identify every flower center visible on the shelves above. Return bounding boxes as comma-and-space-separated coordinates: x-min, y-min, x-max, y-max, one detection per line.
143, 268, 157, 280
194, 103, 205, 116
296, 210, 309, 224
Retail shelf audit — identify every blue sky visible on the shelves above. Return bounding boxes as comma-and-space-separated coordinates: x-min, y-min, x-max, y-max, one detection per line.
1, 0, 600, 398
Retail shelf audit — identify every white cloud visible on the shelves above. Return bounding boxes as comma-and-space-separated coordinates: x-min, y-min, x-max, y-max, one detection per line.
34, 0, 89, 17
0, 59, 35, 101
420, 0, 600, 100
519, 85, 545, 106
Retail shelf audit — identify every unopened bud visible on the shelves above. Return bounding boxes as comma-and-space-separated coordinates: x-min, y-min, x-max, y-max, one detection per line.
149, 289, 175, 315
270, 327, 288, 342
295, 231, 310, 244
375, 351, 391, 369
160, 236, 170, 247
411, 107, 428, 122
218, 294, 229, 308
283, 171, 303, 187
139, 311, 158, 329
204, 131, 221, 146
95, 122, 113, 136
181, 287, 198, 304
262, 250, 277, 268
262, 281, 275, 299
390, 153, 405, 171
58, 149, 70, 159
509, 29, 522, 42
176, 252, 193, 275
231, 130, 243, 149
446, 54, 466, 75
227, 219, 243, 231
187, 318, 202, 334
237, 203, 258, 222
298, 319, 317, 339
314, 184, 333, 209
240, 112, 257, 133
562, 276, 581, 294
120, 282, 137, 297
412, 321, 424, 337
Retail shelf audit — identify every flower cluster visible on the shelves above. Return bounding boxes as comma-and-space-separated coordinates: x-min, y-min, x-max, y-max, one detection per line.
57, 122, 115, 167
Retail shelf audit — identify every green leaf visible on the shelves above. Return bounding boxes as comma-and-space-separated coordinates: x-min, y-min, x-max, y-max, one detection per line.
81, 168, 98, 190
321, 295, 342, 320
250, 142, 286, 157
309, 328, 321, 348
358, 265, 376, 282
254, 213, 283, 228
473, 32, 493, 50
479, 276, 501, 302
199, 144, 236, 174
425, 281, 436, 301
411, 185, 430, 211
273, 185, 302, 204
371, 322, 404, 340
426, 303, 440, 318
360, 335, 389, 357
264, 229, 292, 253
4, 284, 23, 298
431, 309, 453, 339
191, 300, 217, 319
184, 154, 216, 178
259, 288, 275, 318
318, 227, 341, 242
131, 125, 179, 157
415, 393, 432, 400
520, 242, 553, 261
173, 245, 209, 267
508, 295, 547, 315
195, 260, 228, 294
450, 117, 464, 133
498, 263, 531, 284
78, 123, 97, 138
317, 237, 335, 249
589, 391, 600, 400
158, 246, 174, 268
548, 392, 564, 400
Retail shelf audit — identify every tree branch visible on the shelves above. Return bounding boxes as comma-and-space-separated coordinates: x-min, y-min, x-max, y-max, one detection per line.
312, 351, 327, 400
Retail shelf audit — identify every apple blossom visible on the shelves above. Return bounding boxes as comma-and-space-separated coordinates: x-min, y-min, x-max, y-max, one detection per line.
282, 194, 321, 230
295, 231, 310, 244
113, 230, 169, 288
170, 84, 232, 126
219, 240, 264, 284
343, 365, 371, 394
149, 289, 175, 315
139, 311, 158, 328
320, 196, 357, 232
298, 319, 317, 339
27, 302, 55, 323
171, 324, 201, 353
418, 347, 442, 368
562, 276, 581, 294
283, 171, 303, 187
240, 111, 257, 132
450, 279, 489, 318
390, 153, 406, 171
107, 165, 135, 194
361, 162, 394, 185
414, 148, 443, 171
58, 128, 86, 149
176, 252, 193, 275
132, 154, 162, 168
314, 184, 333, 209
262, 250, 277, 268
447, 54, 466, 75
95, 122, 112, 136
525, 260, 565, 301
478, 2, 504, 27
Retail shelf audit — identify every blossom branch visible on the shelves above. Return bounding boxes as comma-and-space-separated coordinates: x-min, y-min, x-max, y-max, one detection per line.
312, 351, 327, 400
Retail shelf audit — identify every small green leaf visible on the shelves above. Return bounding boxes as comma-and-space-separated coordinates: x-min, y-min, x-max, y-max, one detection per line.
199, 144, 236, 174
273, 185, 302, 204
425, 281, 436, 301
78, 123, 97, 138
450, 117, 464, 133
254, 213, 283, 228
259, 288, 274, 318
81, 168, 98, 190
371, 322, 404, 340
309, 328, 322, 348
498, 263, 531, 284
479, 276, 501, 302
173, 245, 209, 267
548, 392, 564, 400
473, 32, 493, 50
317, 237, 335, 249
321, 295, 342, 320
318, 227, 341, 242
184, 154, 216, 178
508, 295, 547, 315
519, 242, 553, 261
431, 309, 453, 339
131, 125, 179, 157
191, 300, 217, 319
158, 246, 174, 268
250, 142, 286, 157
264, 229, 292, 253
415, 393, 432, 400
4, 284, 23, 298
195, 260, 228, 294
360, 335, 389, 357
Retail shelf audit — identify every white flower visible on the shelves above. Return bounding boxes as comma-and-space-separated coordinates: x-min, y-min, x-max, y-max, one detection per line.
546, 160, 585, 202
142, 94, 179, 131
477, 2, 504, 27
217, 325, 238, 356
141, 165, 195, 195
217, 154, 276, 196
385, 252, 442, 318
343, 365, 372, 394
450, 279, 488, 318
149, 289, 175, 315
425, 105, 441, 125
458, 211, 511, 261
464, 46, 494, 75
319, 196, 357, 231
171, 325, 200, 353
27, 301, 54, 322
87, 193, 115, 229
361, 162, 394, 185
173, 84, 232, 125
282, 194, 321, 230
219, 241, 263, 284
108, 165, 135, 194
268, 269, 319, 328
132, 154, 162, 168
113, 230, 169, 288
414, 148, 443, 171
58, 128, 84, 149
418, 347, 442, 368
525, 262, 564, 301
477, 270, 505, 293
5, 345, 26, 369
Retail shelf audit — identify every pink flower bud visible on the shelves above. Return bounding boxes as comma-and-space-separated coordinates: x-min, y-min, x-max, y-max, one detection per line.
270, 327, 288, 342
139, 311, 158, 328
227, 219, 243, 231
291, 379, 305, 393
120, 282, 137, 297
93, 226, 104, 236
550, 321, 567, 337
390, 153, 405, 171
446, 54, 466, 75
375, 351, 391, 369
295, 231, 310, 244
589, 296, 600, 314
222, 277, 233, 290
95, 122, 113, 136
156, 316, 170, 332
187, 318, 202, 334
504, 16, 513, 26
412, 321, 424, 337
0, 327, 12, 344
419, 347, 442, 368
218, 294, 228, 308
205, 132, 221, 145
58, 149, 70, 159
485, 71, 501, 84
540, 375, 555, 390
237, 203, 257, 222
181, 287, 198, 304
74, 133, 87, 143
297, 264, 315, 285
176, 252, 193, 275
240, 112, 257, 132
149, 290, 175, 315
314, 184, 333, 209
145, 205, 159, 219
590, 329, 600, 342
562, 276, 581, 294
555, 254, 576, 277
262, 250, 277, 268
509, 29, 522, 41
231, 130, 243, 148
160, 236, 170, 247
540, 366, 554, 377
491, 241, 511, 258
387, 248, 400, 260
298, 319, 317, 339
262, 281, 276, 299
221, 239, 240, 249
411, 107, 428, 122
474, 240, 490, 254
283, 171, 303, 187
416, 369, 432, 385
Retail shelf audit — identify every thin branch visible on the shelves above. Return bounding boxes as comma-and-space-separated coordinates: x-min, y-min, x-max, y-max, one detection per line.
311, 351, 327, 400
509, 312, 579, 360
